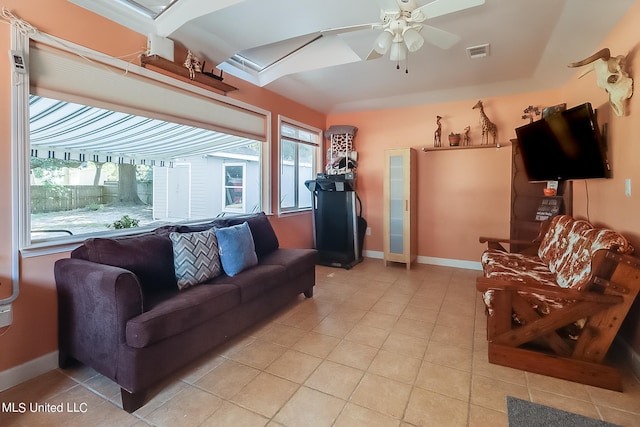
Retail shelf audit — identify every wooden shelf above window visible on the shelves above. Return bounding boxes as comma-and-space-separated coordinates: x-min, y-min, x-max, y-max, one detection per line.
421, 141, 510, 152
140, 54, 238, 94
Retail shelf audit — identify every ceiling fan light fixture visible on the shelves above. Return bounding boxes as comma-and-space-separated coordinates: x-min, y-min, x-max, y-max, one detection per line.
374, 30, 394, 54
389, 42, 407, 61
403, 27, 424, 52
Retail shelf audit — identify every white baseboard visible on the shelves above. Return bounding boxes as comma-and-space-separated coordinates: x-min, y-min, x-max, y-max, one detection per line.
416, 255, 482, 271
363, 251, 482, 271
0, 351, 58, 392
363, 250, 384, 259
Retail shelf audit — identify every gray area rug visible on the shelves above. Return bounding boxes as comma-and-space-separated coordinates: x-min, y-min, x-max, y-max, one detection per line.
507, 396, 621, 427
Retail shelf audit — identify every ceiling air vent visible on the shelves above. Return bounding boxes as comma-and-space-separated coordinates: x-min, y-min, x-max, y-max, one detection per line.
467, 44, 490, 59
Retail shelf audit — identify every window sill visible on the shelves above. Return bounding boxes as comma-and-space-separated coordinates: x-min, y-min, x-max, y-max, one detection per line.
278, 208, 312, 217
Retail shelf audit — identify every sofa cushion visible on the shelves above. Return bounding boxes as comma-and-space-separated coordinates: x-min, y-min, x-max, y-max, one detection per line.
215, 222, 258, 276
126, 283, 240, 348
227, 212, 279, 258
259, 248, 317, 279
170, 228, 222, 290
76, 233, 176, 292
206, 264, 288, 302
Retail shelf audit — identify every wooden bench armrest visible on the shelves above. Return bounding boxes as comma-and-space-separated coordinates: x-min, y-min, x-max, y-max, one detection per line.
478, 236, 539, 252
479, 219, 552, 253
478, 237, 532, 245
476, 276, 623, 305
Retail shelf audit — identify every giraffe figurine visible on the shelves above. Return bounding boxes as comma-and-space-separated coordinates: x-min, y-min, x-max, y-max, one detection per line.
434, 115, 442, 147
183, 50, 202, 80
463, 125, 471, 146
472, 100, 497, 145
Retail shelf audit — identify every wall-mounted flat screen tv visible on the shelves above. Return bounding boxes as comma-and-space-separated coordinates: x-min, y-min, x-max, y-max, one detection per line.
515, 102, 610, 182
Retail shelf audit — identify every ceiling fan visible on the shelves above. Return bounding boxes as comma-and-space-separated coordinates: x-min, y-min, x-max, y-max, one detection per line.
348, 0, 486, 65
224, 0, 485, 84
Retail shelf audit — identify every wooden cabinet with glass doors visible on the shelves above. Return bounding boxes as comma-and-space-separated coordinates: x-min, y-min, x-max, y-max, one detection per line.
383, 148, 417, 269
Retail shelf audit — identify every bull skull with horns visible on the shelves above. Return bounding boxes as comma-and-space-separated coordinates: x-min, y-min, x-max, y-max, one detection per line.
568, 48, 633, 117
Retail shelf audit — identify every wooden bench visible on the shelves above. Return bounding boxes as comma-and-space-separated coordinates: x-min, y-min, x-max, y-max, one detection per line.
476, 215, 640, 390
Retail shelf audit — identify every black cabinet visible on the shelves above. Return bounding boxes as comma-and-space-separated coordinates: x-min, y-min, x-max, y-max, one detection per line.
510, 139, 572, 252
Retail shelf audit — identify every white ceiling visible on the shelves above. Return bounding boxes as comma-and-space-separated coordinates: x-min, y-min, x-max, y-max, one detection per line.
70, 0, 635, 114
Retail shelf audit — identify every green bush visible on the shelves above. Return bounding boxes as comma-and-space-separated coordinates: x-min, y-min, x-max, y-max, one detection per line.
107, 215, 140, 229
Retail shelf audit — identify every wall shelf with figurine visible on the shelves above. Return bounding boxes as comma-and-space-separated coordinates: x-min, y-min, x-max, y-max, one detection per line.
140, 54, 238, 94
422, 141, 510, 152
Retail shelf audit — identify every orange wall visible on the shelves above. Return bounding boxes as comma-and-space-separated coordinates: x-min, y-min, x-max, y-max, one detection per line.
328, 90, 564, 262
0, 0, 322, 372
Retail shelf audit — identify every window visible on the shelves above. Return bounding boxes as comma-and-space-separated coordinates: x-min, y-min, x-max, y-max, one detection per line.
223, 163, 246, 213
279, 119, 321, 213
14, 36, 271, 249
28, 95, 262, 241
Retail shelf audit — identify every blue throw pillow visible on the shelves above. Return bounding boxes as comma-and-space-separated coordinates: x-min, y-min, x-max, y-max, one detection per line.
215, 222, 258, 277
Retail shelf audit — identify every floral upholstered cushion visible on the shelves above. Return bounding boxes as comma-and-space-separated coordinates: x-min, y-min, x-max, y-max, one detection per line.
537, 215, 573, 267
481, 250, 561, 316
555, 228, 633, 290
481, 250, 557, 287
537, 216, 593, 276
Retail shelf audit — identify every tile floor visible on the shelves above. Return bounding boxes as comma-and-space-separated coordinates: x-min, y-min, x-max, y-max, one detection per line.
1, 258, 640, 426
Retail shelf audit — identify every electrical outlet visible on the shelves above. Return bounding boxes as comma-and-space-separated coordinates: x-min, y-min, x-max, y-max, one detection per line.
0, 304, 12, 327
366, 227, 372, 236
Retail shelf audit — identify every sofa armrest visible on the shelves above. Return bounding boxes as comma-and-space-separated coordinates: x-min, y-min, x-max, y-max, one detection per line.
55, 258, 144, 378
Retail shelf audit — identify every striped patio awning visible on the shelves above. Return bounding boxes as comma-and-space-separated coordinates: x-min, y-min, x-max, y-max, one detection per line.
29, 95, 257, 166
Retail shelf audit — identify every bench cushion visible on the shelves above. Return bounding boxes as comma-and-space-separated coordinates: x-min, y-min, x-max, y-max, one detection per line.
556, 228, 633, 290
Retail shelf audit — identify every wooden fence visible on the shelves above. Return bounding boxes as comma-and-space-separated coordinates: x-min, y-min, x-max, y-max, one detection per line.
31, 182, 152, 213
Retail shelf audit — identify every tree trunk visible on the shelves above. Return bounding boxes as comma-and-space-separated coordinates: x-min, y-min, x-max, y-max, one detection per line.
117, 163, 143, 204
93, 162, 103, 186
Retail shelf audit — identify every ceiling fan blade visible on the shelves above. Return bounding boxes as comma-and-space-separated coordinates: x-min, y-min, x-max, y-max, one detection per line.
366, 49, 383, 60
378, 0, 401, 13
417, 0, 485, 20
321, 23, 378, 37
421, 24, 461, 49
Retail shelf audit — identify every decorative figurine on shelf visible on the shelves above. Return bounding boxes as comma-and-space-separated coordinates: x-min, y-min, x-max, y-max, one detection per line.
448, 132, 461, 146
463, 125, 471, 146
325, 125, 358, 175
183, 50, 202, 80
434, 115, 442, 147
472, 100, 497, 145
522, 105, 540, 123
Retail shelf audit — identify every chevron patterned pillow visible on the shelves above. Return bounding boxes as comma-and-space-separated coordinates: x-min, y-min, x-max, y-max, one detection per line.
170, 227, 221, 290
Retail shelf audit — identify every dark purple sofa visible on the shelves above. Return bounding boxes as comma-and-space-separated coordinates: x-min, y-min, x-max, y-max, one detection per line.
54, 213, 316, 412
